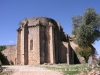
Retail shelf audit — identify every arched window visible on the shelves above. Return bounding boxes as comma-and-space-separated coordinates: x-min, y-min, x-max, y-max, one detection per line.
30, 40, 33, 50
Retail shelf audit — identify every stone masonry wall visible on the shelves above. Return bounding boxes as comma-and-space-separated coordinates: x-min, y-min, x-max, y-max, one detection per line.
16, 17, 78, 65
55, 28, 62, 63
40, 26, 45, 64
40, 26, 50, 64
45, 26, 50, 63
2, 45, 17, 65
28, 26, 40, 65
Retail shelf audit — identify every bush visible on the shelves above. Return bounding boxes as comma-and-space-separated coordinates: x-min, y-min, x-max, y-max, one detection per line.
98, 59, 100, 66
75, 47, 91, 62
0, 46, 6, 63
0, 46, 6, 59
0, 46, 6, 52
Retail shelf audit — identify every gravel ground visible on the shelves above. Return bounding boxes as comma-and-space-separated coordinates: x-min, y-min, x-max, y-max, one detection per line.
2, 65, 63, 75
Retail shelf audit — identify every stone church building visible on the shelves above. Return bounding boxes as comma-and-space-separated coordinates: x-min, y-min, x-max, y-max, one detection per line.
2, 17, 78, 65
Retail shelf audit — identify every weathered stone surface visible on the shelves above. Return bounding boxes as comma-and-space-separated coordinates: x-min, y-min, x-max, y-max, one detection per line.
88, 56, 98, 68
17, 17, 73, 65
2, 17, 77, 65
88, 56, 93, 67
78, 55, 86, 64
2, 45, 17, 65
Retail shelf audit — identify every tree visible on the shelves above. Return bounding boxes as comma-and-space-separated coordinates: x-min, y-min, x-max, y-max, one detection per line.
0, 46, 6, 52
0, 46, 6, 61
72, 8, 100, 56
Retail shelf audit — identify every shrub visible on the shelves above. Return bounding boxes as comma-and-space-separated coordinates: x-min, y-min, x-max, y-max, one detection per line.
0, 46, 6, 52
0, 46, 6, 62
0, 46, 6, 57
98, 59, 100, 66
75, 47, 91, 62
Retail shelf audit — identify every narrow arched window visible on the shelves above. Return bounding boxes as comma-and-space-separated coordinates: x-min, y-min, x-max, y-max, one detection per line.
30, 40, 33, 50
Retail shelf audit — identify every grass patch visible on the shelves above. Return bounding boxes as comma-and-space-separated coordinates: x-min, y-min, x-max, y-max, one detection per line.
42, 64, 92, 75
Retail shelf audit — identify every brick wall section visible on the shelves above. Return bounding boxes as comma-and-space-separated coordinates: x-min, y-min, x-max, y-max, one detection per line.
2, 45, 17, 65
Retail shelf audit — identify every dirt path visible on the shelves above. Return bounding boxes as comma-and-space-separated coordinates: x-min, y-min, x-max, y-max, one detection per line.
3, 65, 63, 75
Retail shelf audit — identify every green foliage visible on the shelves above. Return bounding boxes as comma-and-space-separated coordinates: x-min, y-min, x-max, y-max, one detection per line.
75, 47, 91, 62
0, 46, 6, 52
98, 58, 100, 66
39, 21, 45, 26
0, 46, 6, 60
72, 8, 100, 47
20, 22, 25, 27
98, 61, 100, 66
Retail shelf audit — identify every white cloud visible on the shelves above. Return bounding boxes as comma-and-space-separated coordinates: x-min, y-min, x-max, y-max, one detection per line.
9, 40, 14, 43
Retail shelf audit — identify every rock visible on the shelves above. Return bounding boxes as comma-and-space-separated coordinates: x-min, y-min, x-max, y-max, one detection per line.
44, 63, 48, 65
88, 56, 98, 68
88, 70, 100, 75
78, 55, 86, 64
49, 63, 53, 65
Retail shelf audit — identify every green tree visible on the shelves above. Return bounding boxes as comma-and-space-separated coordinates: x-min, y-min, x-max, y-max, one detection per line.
0, 46, 6, 60
0, 46, 6, 52
72, 8, 100, 56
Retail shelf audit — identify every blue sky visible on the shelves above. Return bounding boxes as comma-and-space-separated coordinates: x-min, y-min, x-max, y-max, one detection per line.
0, 0, 100, 57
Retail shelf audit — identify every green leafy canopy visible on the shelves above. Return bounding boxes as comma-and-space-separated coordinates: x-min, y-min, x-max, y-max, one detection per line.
0, 46, 6, 52
72, 8, 100, 47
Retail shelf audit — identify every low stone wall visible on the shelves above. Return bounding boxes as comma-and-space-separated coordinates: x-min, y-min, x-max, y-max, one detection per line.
2, 45, 17, 65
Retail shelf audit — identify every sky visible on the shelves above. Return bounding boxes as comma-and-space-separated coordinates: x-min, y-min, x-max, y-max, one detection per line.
0, 0, 100, 57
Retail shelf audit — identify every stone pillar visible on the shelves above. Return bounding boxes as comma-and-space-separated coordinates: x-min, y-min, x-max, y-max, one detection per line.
54, 29, 58, 63
24, 25, 28, 65
40, 26, 45, 64
67, 43, 70, 65
49, 26, 55, 63
37, 26, 40, 65
21, 28, 24, 65
71, 49, 74, 64
17, 29, 21, 64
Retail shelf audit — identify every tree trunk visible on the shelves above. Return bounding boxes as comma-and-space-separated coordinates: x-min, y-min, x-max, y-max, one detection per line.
89, 44, 96, 58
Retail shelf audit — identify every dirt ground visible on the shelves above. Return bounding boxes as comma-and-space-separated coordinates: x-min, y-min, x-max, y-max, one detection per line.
2, 65, 63, 75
